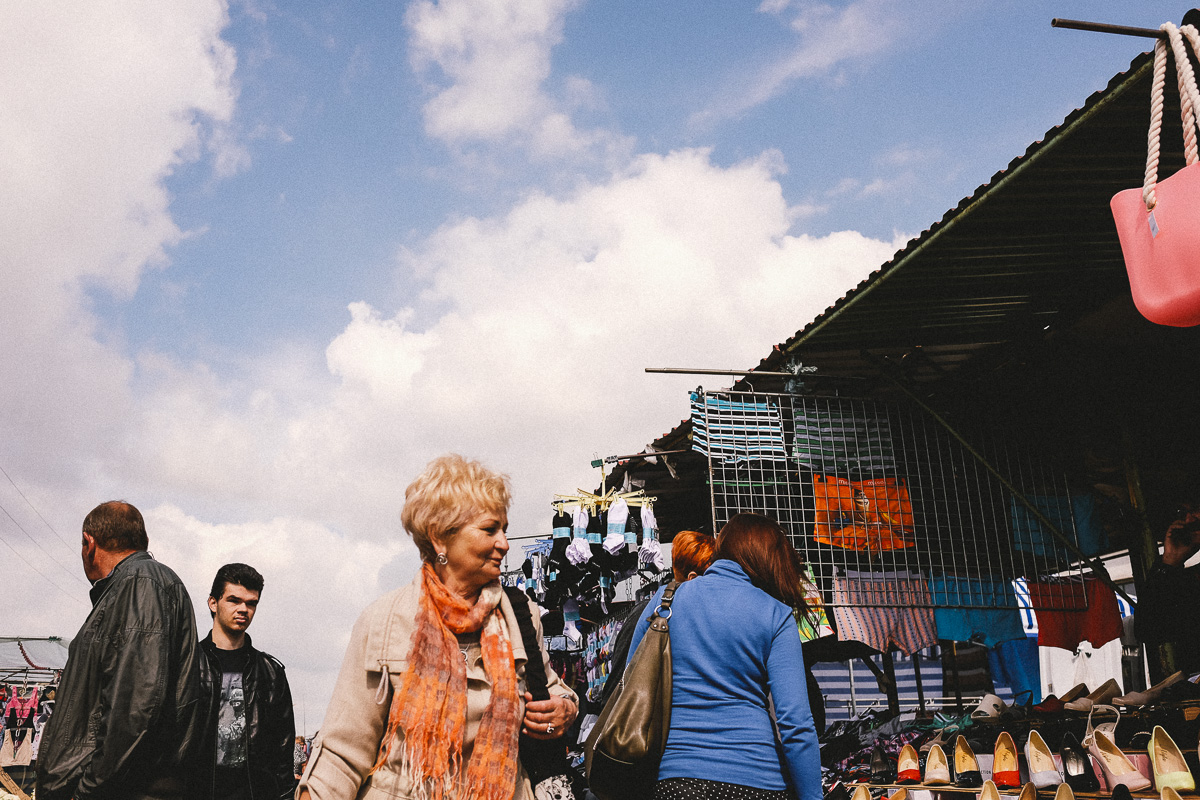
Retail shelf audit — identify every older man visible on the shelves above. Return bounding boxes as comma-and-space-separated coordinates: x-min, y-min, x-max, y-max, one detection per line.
36, 501, 202, 800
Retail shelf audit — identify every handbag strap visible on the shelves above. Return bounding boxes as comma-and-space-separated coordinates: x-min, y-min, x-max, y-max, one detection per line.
1143, 23, 1200, 211
503, 586, 551, 701
652, 581, 679, 621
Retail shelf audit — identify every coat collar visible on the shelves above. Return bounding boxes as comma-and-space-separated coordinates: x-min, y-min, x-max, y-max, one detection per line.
705, 558, 751, 582
89, 550, 151, 606
362, 569, 529, 672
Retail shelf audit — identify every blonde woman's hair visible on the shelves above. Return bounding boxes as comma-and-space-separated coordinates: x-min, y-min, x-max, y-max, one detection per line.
402, 454, 512, 563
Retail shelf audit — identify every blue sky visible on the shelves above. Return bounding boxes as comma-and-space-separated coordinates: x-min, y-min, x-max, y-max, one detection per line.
0, 0, 1187, 729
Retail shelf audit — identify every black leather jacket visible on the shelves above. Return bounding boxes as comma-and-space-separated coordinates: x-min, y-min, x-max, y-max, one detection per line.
194, 632, 297, 800
36, 551, 203, 800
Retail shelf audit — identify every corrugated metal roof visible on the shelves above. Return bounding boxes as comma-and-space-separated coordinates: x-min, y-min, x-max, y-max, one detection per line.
755, 49, 1178, 382
611, 47, 1191, 496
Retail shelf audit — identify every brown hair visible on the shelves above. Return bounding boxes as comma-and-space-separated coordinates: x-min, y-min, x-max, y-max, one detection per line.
401, 454, 512, 563
671, 530, 716, 581
715, 512, 807, 608
82, 501, 149, 552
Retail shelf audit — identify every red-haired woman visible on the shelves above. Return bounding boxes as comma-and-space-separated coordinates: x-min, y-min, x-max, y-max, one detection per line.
622, 513, 820, 800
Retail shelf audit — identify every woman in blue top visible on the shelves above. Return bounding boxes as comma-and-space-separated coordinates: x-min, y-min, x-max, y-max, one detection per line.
627, 513, 821, 800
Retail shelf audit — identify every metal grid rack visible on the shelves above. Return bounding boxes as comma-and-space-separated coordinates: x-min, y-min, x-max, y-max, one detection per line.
694, 390, 1092, 610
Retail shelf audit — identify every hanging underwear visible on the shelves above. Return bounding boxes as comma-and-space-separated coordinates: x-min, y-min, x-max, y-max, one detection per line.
1025, 578, 1123, 650
929, 576, 1026, 648
813, 475, 916, 551
830, 571, 937, 655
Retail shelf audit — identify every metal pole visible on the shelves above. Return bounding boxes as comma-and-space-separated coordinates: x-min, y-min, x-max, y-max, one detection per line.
1051, 18, 1167, 40
1121, 427, 1175, 682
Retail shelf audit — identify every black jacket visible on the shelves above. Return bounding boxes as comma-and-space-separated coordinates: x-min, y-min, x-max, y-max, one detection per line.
37, 551, 203, 800
1135, 558, 1200, 673
195, 632, 297, 800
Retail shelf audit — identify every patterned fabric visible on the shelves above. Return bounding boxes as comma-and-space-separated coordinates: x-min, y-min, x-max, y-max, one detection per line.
831, 573, 937, 655
795, 565, 833, 642
654, 777, 795, 800
792, 406, 896, 475
812, 476, 916, 552
373, 564, 521, 800
690, 392, 787, 464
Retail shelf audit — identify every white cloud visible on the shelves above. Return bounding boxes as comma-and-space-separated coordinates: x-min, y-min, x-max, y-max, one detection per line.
405, 0, 630, 161
693, 0, 906, 128
0, 1, 906, 735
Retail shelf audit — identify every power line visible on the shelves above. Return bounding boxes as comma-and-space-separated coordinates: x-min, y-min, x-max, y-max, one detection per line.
0, 463, 77, 550
0, 498, 89, 587
0, 519, 87, 608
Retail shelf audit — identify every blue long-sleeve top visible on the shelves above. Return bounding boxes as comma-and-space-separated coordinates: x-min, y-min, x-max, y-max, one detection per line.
627, 559, 821, 800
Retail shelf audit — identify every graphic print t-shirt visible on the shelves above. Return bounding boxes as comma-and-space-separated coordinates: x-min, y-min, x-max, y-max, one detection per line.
213, 644, 252, 799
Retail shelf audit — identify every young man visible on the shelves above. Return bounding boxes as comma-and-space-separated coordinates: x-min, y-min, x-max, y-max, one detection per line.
37, 501, 202, 800
196, 564, 297, 800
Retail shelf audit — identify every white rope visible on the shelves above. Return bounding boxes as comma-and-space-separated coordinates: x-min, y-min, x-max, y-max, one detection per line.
1180, 24, 1200, 158
1144, 22, 1200, 211
1166, 23, 1200, 165
1144, 34, 1168, 210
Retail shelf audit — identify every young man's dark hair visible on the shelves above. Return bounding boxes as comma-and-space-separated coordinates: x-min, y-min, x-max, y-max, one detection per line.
210, 563, 265, 602
82, 500, 149, 551
196, 563, 296, 800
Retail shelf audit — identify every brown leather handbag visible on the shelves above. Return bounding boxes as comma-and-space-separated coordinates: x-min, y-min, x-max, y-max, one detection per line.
584, 582, 678, 800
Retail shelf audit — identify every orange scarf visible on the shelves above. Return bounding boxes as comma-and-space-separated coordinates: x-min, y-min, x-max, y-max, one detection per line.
372, 564, 521, 800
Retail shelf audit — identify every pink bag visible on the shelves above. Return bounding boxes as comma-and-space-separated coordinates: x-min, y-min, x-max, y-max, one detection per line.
1111, 22, 1200, 327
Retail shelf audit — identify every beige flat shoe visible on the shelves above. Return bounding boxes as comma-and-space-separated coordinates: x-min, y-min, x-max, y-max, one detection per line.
1054, 785, 1075, 800
1114, 671, 1185, 706
851, 785, 872, 800
1065, 678, 1121, 712
1059, 682, 1089, 703
979, 780, 1001, 800
1017, 783, 1038, 800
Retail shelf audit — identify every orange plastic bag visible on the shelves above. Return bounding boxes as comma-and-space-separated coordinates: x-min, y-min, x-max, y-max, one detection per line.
1111, 22, 1200, 327
812, 475, 916, 552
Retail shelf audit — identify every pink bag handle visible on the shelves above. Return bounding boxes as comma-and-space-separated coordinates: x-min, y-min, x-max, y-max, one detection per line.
1143, 23, 1200, 211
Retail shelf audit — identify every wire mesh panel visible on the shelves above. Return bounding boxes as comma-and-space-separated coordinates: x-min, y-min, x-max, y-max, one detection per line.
693, 390, 1092, 610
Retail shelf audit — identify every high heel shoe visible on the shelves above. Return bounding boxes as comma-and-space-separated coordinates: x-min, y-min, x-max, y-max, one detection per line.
896, 744, 921, 784
1066, 678, 1121, 712
955, 735, 982, 788
1054, 784, 1076, 800
1088, 729, 1152, 791
925, 744, 951, 785
850, 785, 872, 800
871, 744, 896, 784
1149, 725, 1195, 792
1060, 731, 1100, 792
886, 790, 907, 800
993, 731, 1021, 788
1163, 787, 1185, 800
1025, 729, 1063, 788
978, 780, 1001, 800
1017, 782, 1037, 800
1114, 671, 1185, 707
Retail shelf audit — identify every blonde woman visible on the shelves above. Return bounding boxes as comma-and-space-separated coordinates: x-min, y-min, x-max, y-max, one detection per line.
299, 455, 577, 800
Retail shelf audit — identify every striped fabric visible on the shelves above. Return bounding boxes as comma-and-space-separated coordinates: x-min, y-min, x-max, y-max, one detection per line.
791, 406, 896, 475
831, 572, 937, 655
690, 392, 788, 464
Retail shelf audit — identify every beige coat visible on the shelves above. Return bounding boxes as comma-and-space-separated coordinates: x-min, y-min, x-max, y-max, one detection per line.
299, 573, 577, 800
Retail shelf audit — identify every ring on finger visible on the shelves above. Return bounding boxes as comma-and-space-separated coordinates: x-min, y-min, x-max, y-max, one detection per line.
547, 724, 554, 734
